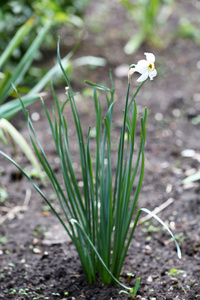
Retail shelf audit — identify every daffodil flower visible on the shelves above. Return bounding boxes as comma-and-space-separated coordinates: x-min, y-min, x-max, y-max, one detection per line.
128, 52, 157, 83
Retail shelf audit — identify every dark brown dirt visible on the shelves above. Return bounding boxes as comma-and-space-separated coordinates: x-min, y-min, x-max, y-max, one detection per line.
0, 1, 200, 299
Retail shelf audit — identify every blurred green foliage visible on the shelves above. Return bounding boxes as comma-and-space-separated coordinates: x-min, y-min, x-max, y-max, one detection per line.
120, 0, 174, 54
0, 0, 87, 55
0, 18, 52, 107
0, 18, 53, 183
0, 0, 89, 90
178, 17, 200, 44
121, 0, 200, 54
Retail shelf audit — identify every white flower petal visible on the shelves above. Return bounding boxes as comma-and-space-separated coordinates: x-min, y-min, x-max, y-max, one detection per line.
144, 52, 155, 63
149, 69, 157, 80
135, 59, 148, 74
137, 59, 148, 67
137, 71, 149, 82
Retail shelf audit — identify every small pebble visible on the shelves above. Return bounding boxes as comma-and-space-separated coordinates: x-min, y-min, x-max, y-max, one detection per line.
181, 149, 196, 157
33, 247, 42, 254
31, 112, 40, 121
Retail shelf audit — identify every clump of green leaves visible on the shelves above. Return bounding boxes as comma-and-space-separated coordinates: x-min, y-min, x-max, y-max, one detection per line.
0, 39, 181, 295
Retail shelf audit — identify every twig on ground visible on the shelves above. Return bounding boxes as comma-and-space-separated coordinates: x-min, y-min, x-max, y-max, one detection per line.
0, 189, 31, 225
130, 198, 174, 228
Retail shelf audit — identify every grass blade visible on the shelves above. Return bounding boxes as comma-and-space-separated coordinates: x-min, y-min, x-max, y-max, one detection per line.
0, 17, 35, 68
0, 20, 52, 103
0, 94, 40, 120
85, 80, 111, 92
0, 118, 45, 184
141, 208, 182, 259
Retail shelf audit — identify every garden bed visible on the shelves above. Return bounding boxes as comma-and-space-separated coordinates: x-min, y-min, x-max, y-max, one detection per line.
0, 1, 200, 299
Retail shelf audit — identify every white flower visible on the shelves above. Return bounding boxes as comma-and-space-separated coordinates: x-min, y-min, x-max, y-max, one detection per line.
128, 52, 157, 83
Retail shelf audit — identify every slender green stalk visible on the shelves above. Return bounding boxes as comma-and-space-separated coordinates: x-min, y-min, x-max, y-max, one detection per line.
112, 84, 130, 269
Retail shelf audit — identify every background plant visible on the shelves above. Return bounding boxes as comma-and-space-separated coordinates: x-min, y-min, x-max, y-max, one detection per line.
0, 17, 74, 187
0, 0, 90, 93
120, 0, 175, 54
168, 269, 187, 294
0, 40, 181, 295
0, 18, 52, 115
0, 18, 53, 185
121, 0, 200, 55
178, 17, 200, 45
0, 0, 87, 55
